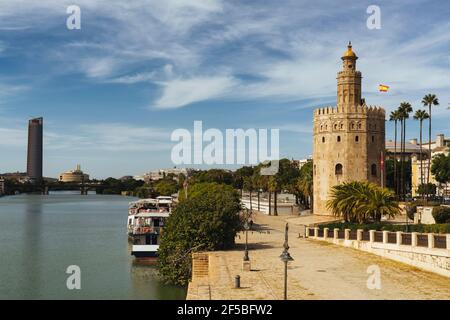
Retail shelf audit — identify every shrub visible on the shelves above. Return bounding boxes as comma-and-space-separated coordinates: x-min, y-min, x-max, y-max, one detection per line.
158, 183, 242, 286
432, 206, 450, 224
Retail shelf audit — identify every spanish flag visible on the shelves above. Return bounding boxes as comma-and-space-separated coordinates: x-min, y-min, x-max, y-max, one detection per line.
379, 84, 389, 92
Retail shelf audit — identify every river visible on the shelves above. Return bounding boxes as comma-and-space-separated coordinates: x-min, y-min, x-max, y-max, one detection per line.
0, 192, 186, 299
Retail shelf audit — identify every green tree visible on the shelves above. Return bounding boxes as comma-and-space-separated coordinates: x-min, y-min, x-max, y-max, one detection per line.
327, 181, 400, 223
233, 166, 254, 197
297, 161, 313, 209
413, 109, 430, 199
417, 183, 437, 198
154, 179, 179, 196
422, 94, 439, 188
158, 183, 242, 286
431, 152, 450, 199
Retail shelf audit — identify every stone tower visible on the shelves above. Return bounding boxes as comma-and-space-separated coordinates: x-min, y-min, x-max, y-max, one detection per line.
312, 42, 385, 215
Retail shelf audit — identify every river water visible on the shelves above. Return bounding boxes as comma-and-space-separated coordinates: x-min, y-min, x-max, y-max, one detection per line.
0, 192, 186, 299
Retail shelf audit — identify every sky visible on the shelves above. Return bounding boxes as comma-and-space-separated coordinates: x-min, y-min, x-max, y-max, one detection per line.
0, 0, 449, 179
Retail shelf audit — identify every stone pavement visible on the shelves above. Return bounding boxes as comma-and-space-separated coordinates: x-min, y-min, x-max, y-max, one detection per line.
187, 213, 450, 300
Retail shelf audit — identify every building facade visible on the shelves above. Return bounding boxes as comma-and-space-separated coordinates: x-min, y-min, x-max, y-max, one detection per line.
59, 165, 89, 183
26, 117, 43, 182
411, 133, 450, 197
313, 43, 386, 215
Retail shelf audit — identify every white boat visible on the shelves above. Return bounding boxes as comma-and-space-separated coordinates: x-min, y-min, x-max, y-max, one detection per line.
127, 196, 173, 259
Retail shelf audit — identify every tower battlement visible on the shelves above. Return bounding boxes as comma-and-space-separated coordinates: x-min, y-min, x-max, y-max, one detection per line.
314, 105, 385, 117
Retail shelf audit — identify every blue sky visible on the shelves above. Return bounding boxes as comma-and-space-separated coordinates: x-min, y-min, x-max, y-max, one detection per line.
0, 0, 449, 178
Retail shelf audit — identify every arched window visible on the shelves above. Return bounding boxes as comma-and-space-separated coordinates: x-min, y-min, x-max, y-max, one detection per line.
371, 164, 377, 176
358, 123, 362, 129
334, 123, 338, 130
320, 125, 323, 131
322, 137, 325, 143
355, 135, 359, 142
337, 136, 341, 142
335, 163, 343, 175
351, 123, 355, 129
340, 123, 344, 129
372, 135, 375, 142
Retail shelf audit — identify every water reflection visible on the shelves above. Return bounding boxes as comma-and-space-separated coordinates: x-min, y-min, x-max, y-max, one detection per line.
23, 196, 43, 298
0, 193, 186, 299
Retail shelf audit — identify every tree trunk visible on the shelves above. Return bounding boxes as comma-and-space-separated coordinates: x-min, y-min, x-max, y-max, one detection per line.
393, 120, 398, 196
257, 190, 260, 211
419, 121, 424, 200
427, 104, 432, 202
400, 119, 404, 201
268, 192, 272, 215
274, 191, 278, 216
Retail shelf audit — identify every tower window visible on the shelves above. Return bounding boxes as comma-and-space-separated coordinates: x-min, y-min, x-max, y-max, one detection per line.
371, 164, 377, 176
355, 135, 359, 142
322, 137, 325, 143
372, 135, 375, 142
335, 163, 343, 175
358, 123, 362, 129
337, 136, 341, 142
314, 165, 316, 175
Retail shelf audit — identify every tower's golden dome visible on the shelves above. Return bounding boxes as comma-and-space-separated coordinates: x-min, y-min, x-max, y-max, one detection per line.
342, 41, 357, 59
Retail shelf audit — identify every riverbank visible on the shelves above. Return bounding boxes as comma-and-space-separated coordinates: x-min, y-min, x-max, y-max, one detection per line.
187, 213, 450, 299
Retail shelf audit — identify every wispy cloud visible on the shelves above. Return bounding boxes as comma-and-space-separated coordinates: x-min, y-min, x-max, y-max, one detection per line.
153, 75, 237, 109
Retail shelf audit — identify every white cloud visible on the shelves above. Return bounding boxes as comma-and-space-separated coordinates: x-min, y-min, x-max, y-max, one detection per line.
154, 75, 237, 109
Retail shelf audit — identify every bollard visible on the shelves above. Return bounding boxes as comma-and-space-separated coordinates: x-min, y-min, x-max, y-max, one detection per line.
235, 275, 241, 288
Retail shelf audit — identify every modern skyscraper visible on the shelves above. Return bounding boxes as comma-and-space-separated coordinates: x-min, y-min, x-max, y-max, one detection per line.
27, 117, 43, 182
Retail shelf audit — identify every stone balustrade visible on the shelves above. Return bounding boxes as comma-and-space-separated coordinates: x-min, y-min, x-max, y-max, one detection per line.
305, 226, 450, 278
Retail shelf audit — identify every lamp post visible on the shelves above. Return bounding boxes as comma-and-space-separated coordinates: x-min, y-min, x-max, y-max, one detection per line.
243, 212, 250, 262
279, 223, 293, 300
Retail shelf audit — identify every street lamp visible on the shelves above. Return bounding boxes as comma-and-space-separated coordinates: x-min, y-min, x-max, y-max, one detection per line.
243, 213, 250, 262
279, 223, 294, 300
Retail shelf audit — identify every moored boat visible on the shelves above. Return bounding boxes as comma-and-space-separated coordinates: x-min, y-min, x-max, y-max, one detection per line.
127, 196, 173, 259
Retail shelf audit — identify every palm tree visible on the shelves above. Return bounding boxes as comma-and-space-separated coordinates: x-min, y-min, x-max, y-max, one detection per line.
389, 110, 401, 196
398, 102, 413, 200
421, 94, 439, 190
413, 109, 429, 199
243, 177, 254, 212
327, 181, 400, 223
268, 176, 277, 216
253, 174, 262, 212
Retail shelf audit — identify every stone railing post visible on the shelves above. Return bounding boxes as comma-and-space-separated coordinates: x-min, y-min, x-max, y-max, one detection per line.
369, 230, 375, 243
314, 227, 319, 238
334, 228, 339, 240
305, 227, 309, 238
447, 234, 450, 251
356, 229, 363, 242
411, 232, 418, 247
344, 229, 350, 240
428, 233, 434, 249
382, 231, 388, 244
323, 228, 329, 240
396, 231, 402, 246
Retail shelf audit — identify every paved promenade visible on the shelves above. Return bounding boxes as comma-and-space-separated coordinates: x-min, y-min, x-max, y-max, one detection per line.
187, 213, 450, 300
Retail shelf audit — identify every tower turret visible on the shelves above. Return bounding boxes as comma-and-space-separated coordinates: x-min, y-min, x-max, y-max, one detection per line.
337, 42, 362, 110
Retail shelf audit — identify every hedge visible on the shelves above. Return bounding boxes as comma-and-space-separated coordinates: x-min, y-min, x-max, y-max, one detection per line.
318, 221, 450, 234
